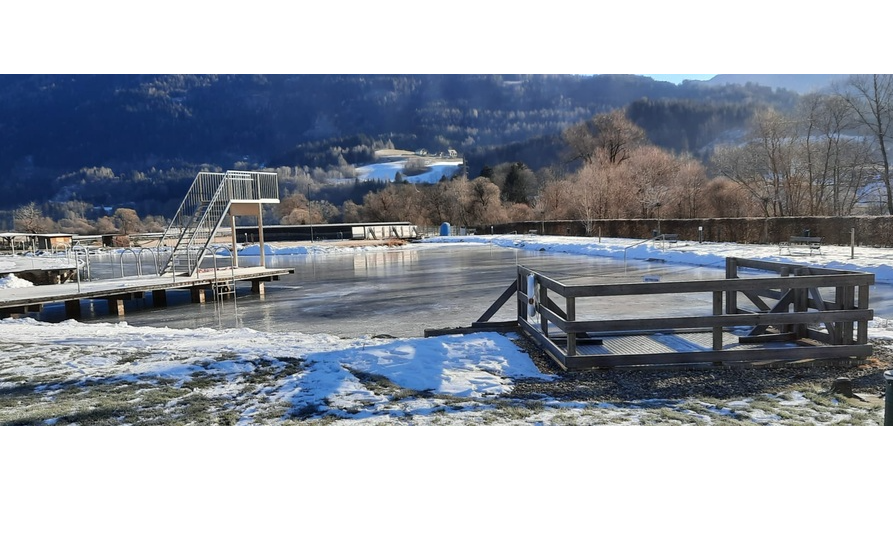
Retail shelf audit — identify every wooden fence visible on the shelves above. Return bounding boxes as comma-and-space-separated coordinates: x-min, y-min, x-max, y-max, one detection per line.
489, 215, 893, 246
487, 257, 875, 369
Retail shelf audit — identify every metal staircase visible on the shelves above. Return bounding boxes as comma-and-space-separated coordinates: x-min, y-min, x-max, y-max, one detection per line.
158, 170, 279, 276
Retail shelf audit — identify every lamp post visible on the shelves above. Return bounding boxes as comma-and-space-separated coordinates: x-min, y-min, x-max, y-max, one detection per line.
651, 201, 662, 238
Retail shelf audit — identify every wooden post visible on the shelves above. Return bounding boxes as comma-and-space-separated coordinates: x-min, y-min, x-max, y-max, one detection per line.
857, 282, 869, 345
107, 298, 125, 316
65, 300, 81, 320
713, 290, 723, 350
251, 279, 265, 297
152, 289, 168, 307
190, 287, 206, 304
566, 295, 576, 357
725, 257, 738, 314
794, 268, 808, 338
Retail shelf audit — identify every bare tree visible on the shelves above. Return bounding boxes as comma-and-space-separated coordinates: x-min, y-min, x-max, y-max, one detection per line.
315, 200, 341, 223
754, 108, 808, 215
562, 109, 647, 165
537, 178, 575, 222
422, 182, 461, 226
57, 217, 95, 235
569, 163, 615, 235
665, 156, 709, 219
276, 192, 327, 225
798, 92, 875, 215
701, 177, 758, 217
626, 145, 678, 219
401, 185, 427, 225
462, 177, 505, 226
711, 108, 806, 217
141, 215, 168, 233
14, 202, 53, 233
341, 200, 362, 223
114, 208, 142, 235
504, 202, 535, 223
361, 184, 410, 222
561, 120, 601, 165
842, 74, 893, 214
95, 216, 117, 234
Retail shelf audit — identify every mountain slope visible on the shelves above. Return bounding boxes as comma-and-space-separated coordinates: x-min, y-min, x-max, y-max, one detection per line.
0, 74, 804, 215
706, 74, 846, 93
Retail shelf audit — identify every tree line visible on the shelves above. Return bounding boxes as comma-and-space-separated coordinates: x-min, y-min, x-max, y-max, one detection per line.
5, 75, 891, 238
0, 74, 800, 213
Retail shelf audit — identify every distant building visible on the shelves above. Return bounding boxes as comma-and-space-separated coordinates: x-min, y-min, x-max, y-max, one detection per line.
2, 233, 74, 251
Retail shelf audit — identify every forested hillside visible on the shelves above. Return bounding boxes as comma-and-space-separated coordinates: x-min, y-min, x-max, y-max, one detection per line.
0, 74, 799, 222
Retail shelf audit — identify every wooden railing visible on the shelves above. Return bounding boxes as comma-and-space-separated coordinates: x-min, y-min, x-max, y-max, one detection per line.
503, 257, 874, 370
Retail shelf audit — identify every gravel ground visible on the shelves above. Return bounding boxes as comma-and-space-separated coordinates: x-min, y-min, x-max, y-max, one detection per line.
508, 334, 892, 404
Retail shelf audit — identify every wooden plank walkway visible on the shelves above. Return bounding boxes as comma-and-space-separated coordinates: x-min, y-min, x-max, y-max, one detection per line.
452, 257, 875, 370
524, 325, 873, 368
0, 254, 78, 285
0, 266, 293, 319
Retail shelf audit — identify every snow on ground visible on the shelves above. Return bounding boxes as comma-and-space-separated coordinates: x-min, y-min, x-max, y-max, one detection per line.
1, 234, 892, 427
0, 274, 33, 289
355, 160, 463, 184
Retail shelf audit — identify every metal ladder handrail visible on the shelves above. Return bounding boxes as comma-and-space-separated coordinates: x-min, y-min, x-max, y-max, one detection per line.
158, 171, 279, 277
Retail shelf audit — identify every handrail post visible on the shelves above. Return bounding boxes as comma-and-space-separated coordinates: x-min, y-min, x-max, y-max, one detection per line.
566, 295, 576, 357
885, 371, 893, 426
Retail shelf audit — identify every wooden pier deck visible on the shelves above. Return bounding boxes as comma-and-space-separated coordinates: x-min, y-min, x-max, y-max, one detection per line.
440, 257, 875, 370
0, 266, 294, 319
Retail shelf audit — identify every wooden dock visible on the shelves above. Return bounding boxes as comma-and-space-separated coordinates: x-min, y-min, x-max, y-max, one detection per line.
445, 257, 875, 370
0, 266, 293, 319
0, 254, 78, 285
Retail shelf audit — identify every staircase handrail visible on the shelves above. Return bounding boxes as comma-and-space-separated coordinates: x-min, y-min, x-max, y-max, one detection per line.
157, 171, 279, 277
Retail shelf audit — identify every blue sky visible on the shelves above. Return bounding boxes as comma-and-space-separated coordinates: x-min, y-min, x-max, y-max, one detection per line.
580, 74, 719, 85
642, 74, 717, 84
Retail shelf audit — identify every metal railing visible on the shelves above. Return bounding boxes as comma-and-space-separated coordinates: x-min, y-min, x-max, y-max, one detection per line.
157, 171, 278, 277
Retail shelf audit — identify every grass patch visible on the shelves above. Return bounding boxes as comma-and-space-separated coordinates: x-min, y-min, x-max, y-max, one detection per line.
117, 351, 153, 365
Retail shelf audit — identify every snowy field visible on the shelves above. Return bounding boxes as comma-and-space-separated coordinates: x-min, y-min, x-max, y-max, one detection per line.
2, 233, 892, 428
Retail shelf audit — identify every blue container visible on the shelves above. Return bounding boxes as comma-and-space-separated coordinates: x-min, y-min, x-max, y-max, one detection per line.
440, 222, 451, 236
